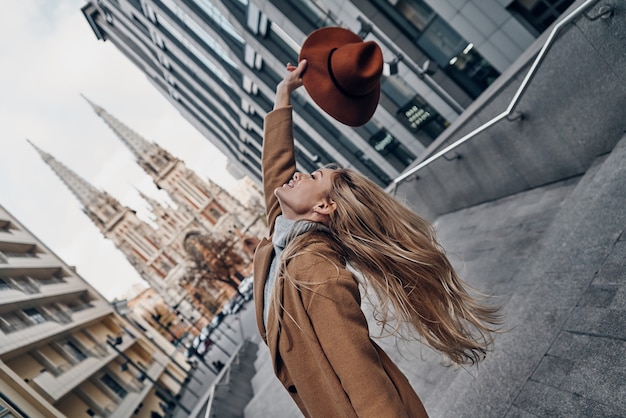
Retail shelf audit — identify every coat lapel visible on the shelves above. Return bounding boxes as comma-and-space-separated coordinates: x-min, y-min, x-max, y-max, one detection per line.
266, 275, 285, 377
253, 238, 274, 343
254, 238, 283, 376
253, 238, 285, 377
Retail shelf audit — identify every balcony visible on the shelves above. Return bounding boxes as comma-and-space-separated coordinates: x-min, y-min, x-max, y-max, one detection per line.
0, 252, 60, 270
71, 299, 113, 323
0, 276, 89, 306
32, 334, 135, 402
33, 356, 106, 402
71, 335, 168, 417
0, 228, 38, 246
0, 300, 114, 355
80, 376, 151, 418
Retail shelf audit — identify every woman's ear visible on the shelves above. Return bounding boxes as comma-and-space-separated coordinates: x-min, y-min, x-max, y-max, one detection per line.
314, 198, 337, 216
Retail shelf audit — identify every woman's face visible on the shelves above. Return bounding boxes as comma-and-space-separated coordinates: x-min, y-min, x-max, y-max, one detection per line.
274, 168, 336, 221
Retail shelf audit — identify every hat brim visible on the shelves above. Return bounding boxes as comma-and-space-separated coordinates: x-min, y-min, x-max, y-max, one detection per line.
299, 27, 380, 127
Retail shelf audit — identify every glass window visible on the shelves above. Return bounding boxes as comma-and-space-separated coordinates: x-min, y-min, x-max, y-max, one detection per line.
0, 396, 23, 417
381, 77, 447, 147
190, 0, 245, 43
0, 279, 10, 290
2, 252, 36, 258
381, 75, 415, 107
0, 220, 11, 232
1, 246, 38, 258
417, 17, 465, 67
508, 0, 575, 35
446, 42, 501, 97
62, 340, 88, 362
23, 308, 46, 324
394, 0, 435, 31
354, 151, 391, 186
375, 0, 501, 99
209, 206, 223, 220
160, 260, 172, 273
101, 374, 128, 399
0, 312, 27, 333
156, 12, 235, 82
368, 130, 416, 170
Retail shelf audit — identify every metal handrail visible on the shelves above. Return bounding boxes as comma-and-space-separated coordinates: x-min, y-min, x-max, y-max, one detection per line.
200, 340, 246, 418
390, 0, 603, 190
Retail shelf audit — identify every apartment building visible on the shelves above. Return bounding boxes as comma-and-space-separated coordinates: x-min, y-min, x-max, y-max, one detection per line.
0, 205, 190, 417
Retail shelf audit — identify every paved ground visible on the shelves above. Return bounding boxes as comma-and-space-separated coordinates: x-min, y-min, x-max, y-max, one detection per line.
190, 133, 626, 417
171, 303, 256, 418
423, 133, 626, 417
241, 133, 626, 418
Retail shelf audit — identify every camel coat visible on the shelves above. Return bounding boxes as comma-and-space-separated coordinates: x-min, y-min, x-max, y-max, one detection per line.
253, 107, 428, 418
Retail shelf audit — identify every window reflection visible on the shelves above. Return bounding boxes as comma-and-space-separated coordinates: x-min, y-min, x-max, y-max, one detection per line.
508, 0, 575, 35
373, 0, 500, 99
368, 130, 416, 170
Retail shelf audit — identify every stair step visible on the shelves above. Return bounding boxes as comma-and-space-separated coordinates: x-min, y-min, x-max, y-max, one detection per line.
427, 132, 626, 417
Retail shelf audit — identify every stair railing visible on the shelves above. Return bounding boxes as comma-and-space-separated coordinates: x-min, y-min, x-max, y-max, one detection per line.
201, 340, 246, 418
389, 0, 611, 193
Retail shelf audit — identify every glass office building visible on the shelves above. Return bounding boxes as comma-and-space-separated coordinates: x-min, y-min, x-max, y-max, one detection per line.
82, 0, 572, 186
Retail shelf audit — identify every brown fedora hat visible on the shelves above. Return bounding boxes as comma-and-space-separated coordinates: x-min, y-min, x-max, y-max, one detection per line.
299, 27, 383, 127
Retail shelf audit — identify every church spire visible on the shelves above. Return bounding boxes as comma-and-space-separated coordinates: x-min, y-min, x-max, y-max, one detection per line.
28, 140, 200, 314
81, 96, 263, 239
136, 187, 163, 211
27, 139, 104, 209
82, 95, 177, 180
28, 139, 134, 236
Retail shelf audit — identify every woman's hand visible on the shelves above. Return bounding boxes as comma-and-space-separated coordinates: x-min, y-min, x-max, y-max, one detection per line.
274, 60, 307, 109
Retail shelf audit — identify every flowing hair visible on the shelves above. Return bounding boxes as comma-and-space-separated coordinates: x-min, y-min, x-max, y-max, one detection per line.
282, 167, 501, 366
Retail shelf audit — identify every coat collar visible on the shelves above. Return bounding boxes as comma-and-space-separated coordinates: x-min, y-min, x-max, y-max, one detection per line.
253, 238, 274, 343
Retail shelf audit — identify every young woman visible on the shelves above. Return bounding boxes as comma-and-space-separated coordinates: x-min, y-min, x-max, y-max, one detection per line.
252, 58, 500, 418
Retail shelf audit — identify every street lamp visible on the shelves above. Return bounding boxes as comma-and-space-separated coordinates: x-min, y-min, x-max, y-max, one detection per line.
150, 313, 184, 345
172, 298, 242, 360
106, 335, 191, 415
112, 300, 197, 381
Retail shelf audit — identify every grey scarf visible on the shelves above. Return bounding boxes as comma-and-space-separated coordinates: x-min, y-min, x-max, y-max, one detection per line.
262, 215, 329, 327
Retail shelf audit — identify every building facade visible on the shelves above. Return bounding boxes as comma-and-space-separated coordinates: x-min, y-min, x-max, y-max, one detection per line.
29, 97, 263, 327
0, 204, 190, 417
81, 0, 573, 187
29, 142, 194, 299
83, 96, 265, 239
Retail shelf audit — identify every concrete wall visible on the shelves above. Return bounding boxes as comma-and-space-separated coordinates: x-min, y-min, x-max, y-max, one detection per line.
394, 0, 626, 221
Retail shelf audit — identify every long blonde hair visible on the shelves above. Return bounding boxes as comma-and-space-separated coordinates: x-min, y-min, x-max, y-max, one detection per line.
282, 167, 501, 365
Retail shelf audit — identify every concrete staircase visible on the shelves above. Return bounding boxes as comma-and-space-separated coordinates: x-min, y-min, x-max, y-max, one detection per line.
207, 339, 259, 418
416, 131, 626, 417
219, 4, 626, 414
238, 131, 626, 417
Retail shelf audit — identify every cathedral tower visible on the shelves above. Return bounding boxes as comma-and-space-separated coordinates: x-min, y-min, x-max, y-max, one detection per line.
28, 141, 197, 309
82, 96, 254, 236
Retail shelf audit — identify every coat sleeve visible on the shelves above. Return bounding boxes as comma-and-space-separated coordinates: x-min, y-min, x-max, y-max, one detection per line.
262, 107, 296, 234
294, 252, 410, 418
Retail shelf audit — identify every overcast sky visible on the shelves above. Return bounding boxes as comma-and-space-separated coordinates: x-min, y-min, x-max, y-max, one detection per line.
1, 1, 239, 300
